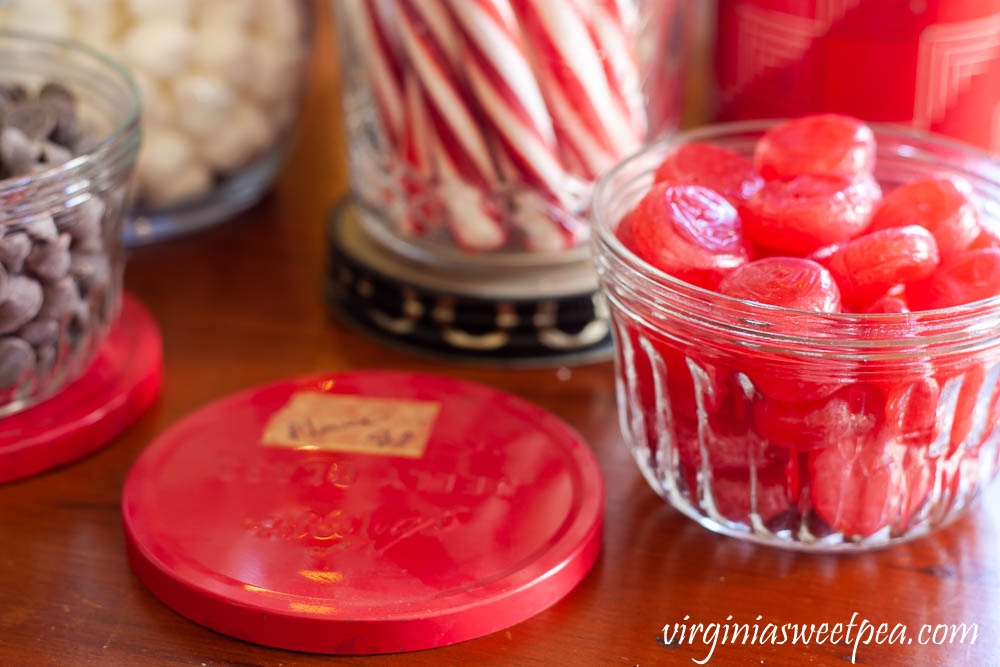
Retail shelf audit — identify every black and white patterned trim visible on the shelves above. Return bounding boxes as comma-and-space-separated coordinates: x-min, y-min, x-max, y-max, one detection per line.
324, 200, 612, 366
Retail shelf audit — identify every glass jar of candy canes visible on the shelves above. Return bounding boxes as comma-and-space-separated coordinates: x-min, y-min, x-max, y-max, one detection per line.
335, 0, 690, 267
0, 1, 312, 245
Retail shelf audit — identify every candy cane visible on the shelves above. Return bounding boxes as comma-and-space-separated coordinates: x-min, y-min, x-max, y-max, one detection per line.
587, 0, 646, 138
509, 190, 589, 252
394, 71, 440, 237
511, 0, 640, 179
341, 0, 406, 148
396, 0, 508, 250
433, 129, 508, 251
396, 0, 500, 189
405, 0, 463, 67
446, 0, 581, 208
402, 72, 433, 177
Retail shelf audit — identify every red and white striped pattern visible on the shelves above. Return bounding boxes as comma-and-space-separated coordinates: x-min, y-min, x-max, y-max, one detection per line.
402, 71, 433, 176
512, 0, 641, 179
397, 71, 438, 236
447, 0, 580, 208
397, 0, 500, 189
586, 0, 646, 138
509, 190, 590, 252
396, 0, 508, 249
342, 0, 406, 147
346, 0, 653, 252
432, 129, 508, 250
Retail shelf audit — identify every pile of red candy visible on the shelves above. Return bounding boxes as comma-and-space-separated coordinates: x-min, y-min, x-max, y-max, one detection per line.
615, 114, 1000, 539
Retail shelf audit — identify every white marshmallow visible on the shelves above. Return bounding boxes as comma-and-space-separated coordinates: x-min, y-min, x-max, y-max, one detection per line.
137, 124, 197, 189
131, 70, 175, 125
171, 72, 235, 137
194, 22, 254, 91
142, 160, 213, 207
72, 7, 124, 52
252, 0, 301, 44
247, 37, 300, 106
8, 0, 72, 39
199, 100, 273, 172
126, 0, 193, 22
67, 0, 119, 11
267, 95, 297, 129
122, 19, 194, 78
196, 0, 257, 29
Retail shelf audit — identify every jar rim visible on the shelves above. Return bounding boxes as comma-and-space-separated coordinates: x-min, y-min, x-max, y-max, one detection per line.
0, 29, 141, 221
592, 119, 1000, 325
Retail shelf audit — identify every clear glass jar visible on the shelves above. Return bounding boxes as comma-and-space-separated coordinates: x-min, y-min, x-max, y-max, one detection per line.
592, 121, 1000, 551
0, 31, 140, 416
0, 1, 312, 245
335, 0, 689, 268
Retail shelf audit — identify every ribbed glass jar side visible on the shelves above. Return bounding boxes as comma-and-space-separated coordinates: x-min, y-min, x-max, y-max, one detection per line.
0, 31, 140, 415
593, 121, 1000, 550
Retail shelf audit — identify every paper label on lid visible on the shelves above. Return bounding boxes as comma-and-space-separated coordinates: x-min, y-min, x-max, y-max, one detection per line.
262, 392, 440, 458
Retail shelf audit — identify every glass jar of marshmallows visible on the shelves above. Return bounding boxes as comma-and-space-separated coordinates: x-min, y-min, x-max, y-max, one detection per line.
0, 0, 312, 244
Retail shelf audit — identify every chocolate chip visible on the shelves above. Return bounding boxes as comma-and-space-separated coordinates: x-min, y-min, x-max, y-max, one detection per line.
0, 83, 27, 104
26, 234, 71, 282
0, 276, 43, 334
41, 141, 72, 166
35, 343, 56, 379
4, 101, 57, 141
43, 111, 77, 148
23, 215, 58, 241
39, 276, 80, 324
72, 131, 98, 155
39, 84, 78, 146
60, 197, 106, 249
0, 126, 40, 176
0, 336, 34, 390
17, 317, 59, 346
39, 82, 74, 107
70, 251, 111, 297
0, 81, 119, 403
0, 233, 29, 274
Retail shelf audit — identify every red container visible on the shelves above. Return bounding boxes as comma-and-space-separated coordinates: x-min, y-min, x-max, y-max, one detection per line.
715, 0, 1000, 152
122, 371, 604, 653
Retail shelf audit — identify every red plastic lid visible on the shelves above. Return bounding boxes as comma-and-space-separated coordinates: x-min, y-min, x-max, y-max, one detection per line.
0, 294, 162, 483
122, 372, 604, 655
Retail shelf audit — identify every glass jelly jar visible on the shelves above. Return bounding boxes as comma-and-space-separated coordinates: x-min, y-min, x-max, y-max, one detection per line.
592, 121, 1000, 551
0, 1, 312, 244
335, 0, 690, 268
0, 31, 140, 415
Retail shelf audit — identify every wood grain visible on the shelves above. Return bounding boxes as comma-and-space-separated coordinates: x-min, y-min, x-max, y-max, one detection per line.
1, 5, 998, 666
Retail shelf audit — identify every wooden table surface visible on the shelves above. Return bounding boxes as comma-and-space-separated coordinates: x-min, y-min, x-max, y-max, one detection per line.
2, 8, 999, 667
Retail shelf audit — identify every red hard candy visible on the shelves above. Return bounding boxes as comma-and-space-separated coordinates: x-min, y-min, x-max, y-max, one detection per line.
969, 220, 1000, 251
868, 178, 979, 261
719, 257, 841, 312
828, 225, 940, 310
742, 174, 881, 254
808, 433, 903, 537
907, 249, 1000, 310
864, 286, 911, 314
711, 464, 793, 525
753, 383, 884, 452
754, 114, 876, 181
885, 377, 940, 448
654, 142, 764, 206
629, 184, 750, 289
